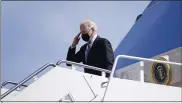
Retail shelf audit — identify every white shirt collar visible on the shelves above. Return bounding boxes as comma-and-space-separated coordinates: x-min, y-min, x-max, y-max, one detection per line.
90, 34, 97, 44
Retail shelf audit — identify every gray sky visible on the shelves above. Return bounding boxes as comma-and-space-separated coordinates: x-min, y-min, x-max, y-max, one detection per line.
1, 1, 150, 84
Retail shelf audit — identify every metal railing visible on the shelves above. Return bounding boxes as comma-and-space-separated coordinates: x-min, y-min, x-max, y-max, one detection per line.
56, 60, 111, 74
2, 55, 180, 101
110, 55, 182, 78
102, 55, 182, 101
1, 63, 56, 99
1, 81, 28, 88
1, 60, 110, 100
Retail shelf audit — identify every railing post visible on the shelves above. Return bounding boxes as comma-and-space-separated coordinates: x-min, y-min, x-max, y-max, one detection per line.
71, 65, 76, 70
140, 69, 144, 82
33, 76, 38, 81
102, 72, 106, 78
140, 61, 144, 82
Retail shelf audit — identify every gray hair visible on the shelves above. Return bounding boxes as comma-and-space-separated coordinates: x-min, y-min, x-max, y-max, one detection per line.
80, 20, 97, 31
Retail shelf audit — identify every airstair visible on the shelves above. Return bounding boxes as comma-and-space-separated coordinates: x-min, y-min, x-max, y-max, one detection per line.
1, 55, 181, 102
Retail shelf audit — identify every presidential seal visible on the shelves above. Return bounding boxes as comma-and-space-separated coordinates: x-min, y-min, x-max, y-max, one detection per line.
151, 57, 171, 85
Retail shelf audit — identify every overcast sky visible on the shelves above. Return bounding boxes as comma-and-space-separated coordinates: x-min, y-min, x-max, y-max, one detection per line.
1, 1, 150, 84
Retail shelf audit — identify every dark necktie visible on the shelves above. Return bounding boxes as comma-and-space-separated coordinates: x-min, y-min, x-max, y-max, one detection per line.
85, 41, 91, 63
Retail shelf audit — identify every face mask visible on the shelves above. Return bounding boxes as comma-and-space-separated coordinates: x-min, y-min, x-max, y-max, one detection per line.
81, 33, 90, 42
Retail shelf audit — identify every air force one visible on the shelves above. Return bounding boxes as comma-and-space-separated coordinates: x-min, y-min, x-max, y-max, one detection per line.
1, 1, 182, 102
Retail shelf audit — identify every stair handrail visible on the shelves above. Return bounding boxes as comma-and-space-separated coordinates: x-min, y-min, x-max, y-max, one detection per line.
1, 81, 28, 88
1, 63, 56, 99
102, 54, 182, 101
110, 55, 182, 78
56, 60, 111, 74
